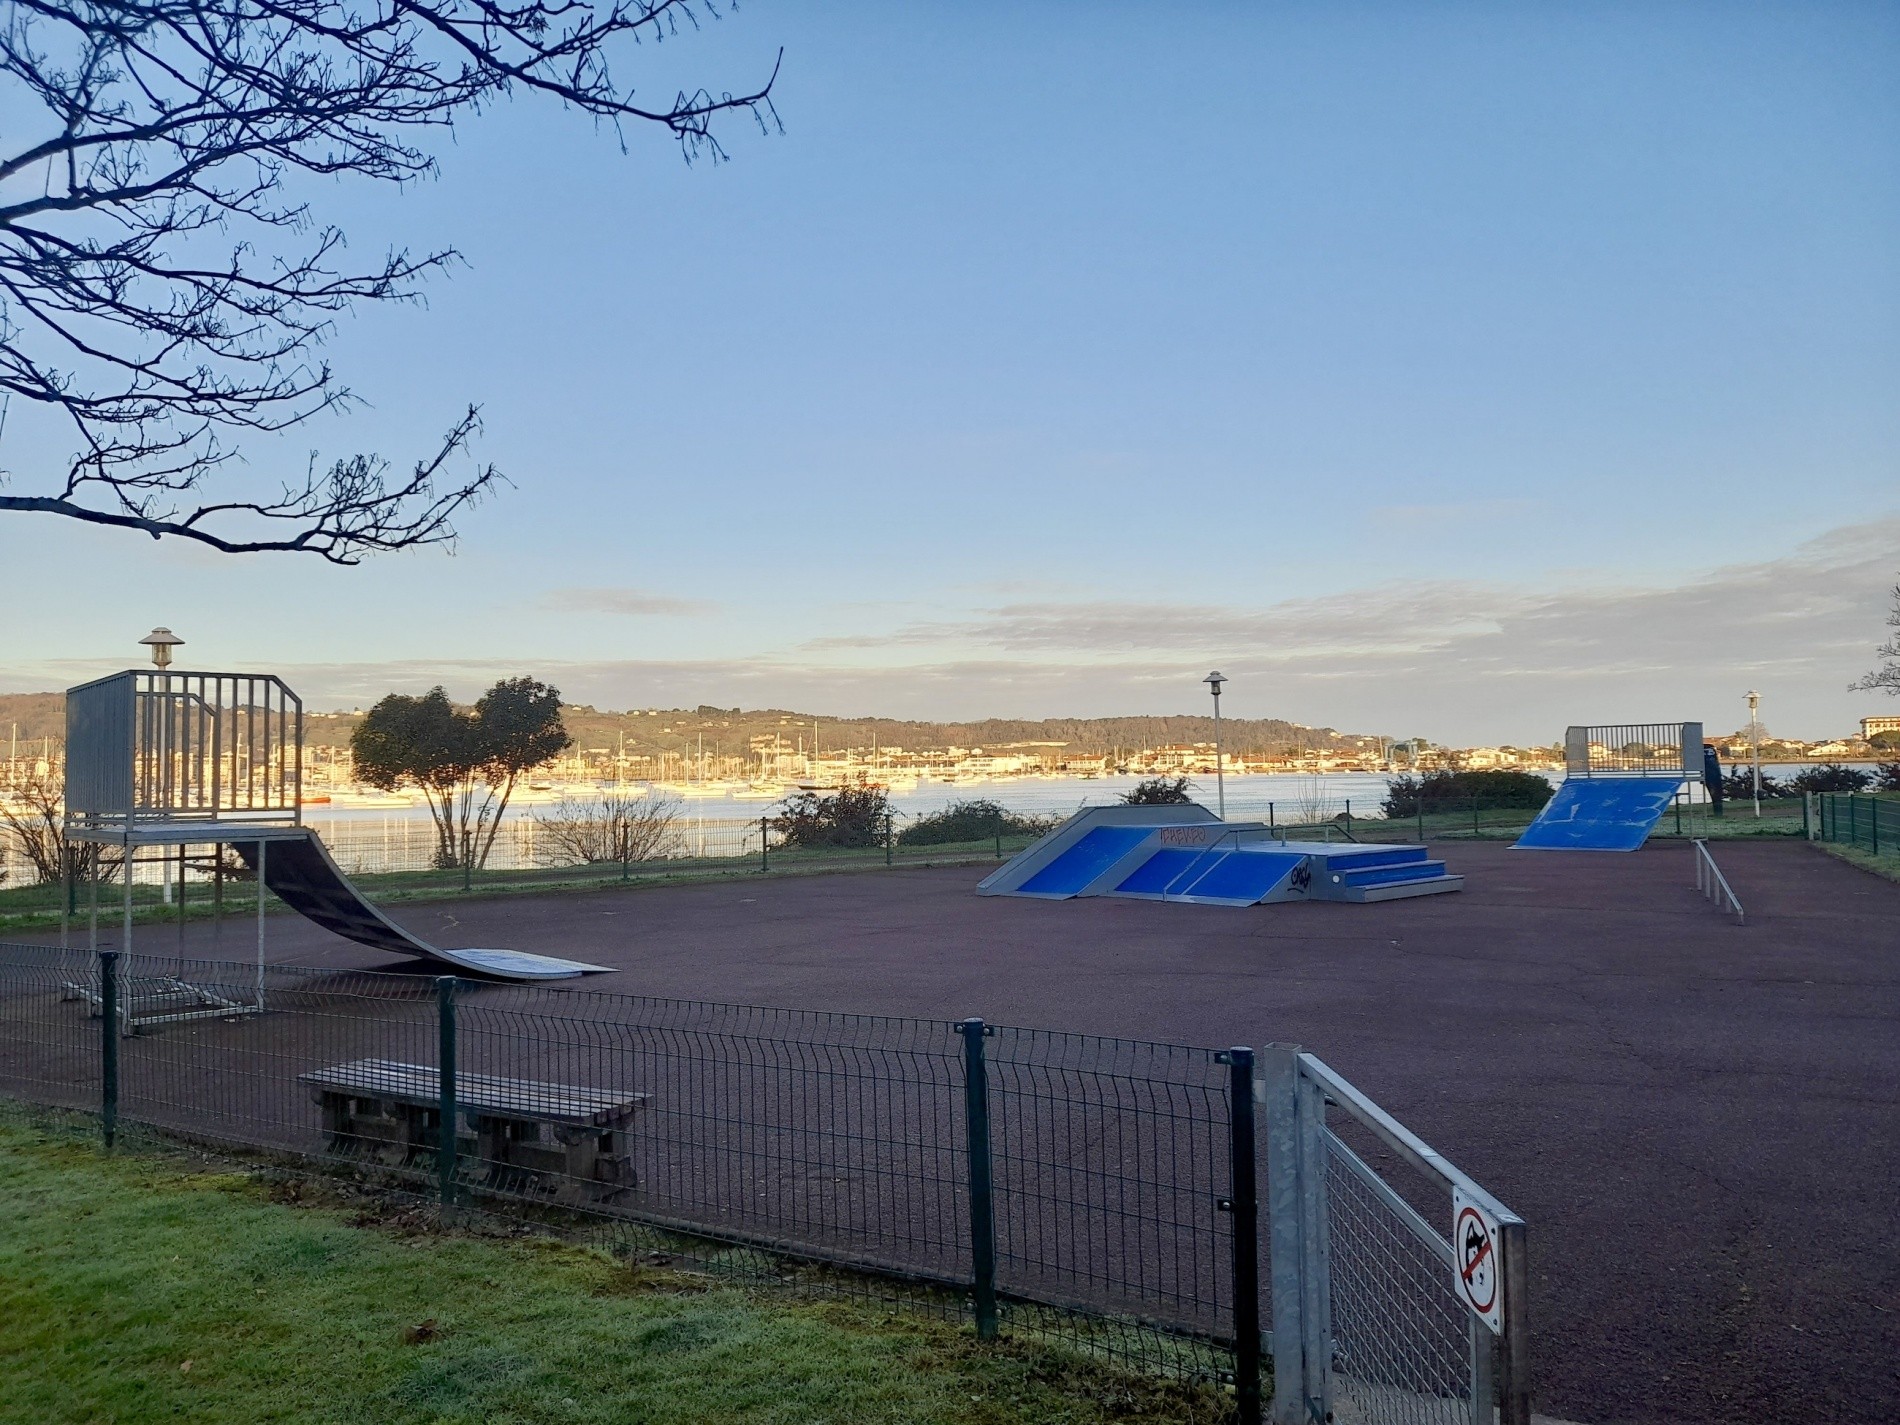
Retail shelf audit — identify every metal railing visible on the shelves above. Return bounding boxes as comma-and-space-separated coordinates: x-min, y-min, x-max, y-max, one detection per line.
1265, 1047, 1529, 1425
1563, 722, 1702, 779
64, 669, 302, 829
1692, 840, 1745, 923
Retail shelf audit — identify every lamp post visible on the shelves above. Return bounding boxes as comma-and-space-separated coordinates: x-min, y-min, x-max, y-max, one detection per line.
1745, 690, 1762, 818
139, 627, 183, 669
1203, 671, 1227, 820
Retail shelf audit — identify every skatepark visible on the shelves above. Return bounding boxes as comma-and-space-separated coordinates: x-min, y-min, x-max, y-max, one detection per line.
11, 833, 1896, 1425
9, 660, 1898, 1425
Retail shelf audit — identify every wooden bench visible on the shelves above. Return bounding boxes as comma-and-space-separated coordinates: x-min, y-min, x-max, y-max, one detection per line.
300, 1058, 647, 1203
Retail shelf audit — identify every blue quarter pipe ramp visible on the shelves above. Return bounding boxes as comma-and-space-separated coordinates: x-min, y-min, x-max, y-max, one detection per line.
234, 831, 613, 981
1513, 777, 1682, 852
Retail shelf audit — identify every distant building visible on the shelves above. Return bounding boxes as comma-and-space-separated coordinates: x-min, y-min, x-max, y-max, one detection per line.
1861, 716, 1900, 739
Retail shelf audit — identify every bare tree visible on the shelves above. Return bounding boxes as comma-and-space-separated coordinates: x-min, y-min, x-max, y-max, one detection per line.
533, 788, 681, 866
0, 0, 778, 561
0, 767, 121, 885
1853, 580, 1900, 697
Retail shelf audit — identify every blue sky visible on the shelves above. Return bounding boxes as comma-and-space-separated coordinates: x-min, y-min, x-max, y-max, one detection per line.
4, 1, 1896, 742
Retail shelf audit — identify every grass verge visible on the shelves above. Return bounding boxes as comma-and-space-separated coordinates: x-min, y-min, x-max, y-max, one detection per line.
0, 1116, 1225, 1425
0, 837, 1037, 935
1811, 839, 1900, 885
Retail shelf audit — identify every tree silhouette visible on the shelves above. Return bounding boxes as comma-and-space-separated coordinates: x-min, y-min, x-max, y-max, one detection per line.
1853, 580, 1900, 696
0, 0, 778, 560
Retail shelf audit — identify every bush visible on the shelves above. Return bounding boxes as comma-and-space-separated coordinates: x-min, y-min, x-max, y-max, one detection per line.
1382, 770, 1555, 819
1121, 777, 1195, 806
1877, 761, 1900, 793
772, 779, 891, 849
1720, 768, 1786, 802
532, 789, 682, 866
896, 799, 1060, 847
1787, 763, 1873, 794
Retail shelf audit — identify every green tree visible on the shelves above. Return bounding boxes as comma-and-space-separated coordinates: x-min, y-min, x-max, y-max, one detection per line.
1122, 777, 1195, 806
351, 679, 570, 868
772, 779, 890, 850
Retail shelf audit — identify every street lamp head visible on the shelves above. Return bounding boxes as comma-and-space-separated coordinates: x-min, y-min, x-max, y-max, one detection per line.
1203, 671, 1226, 697
139, 626, 184, 669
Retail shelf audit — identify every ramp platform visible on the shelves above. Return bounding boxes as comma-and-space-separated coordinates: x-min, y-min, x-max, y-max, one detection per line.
1514, 777, 1681, 852
980, 806, 1464, 907
236, 831, 612, 981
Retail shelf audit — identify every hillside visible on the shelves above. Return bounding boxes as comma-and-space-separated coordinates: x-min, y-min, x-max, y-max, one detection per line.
0, 691, 1374, 760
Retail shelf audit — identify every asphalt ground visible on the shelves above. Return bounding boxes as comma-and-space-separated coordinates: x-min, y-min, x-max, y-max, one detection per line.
19, 837, 1900, 1425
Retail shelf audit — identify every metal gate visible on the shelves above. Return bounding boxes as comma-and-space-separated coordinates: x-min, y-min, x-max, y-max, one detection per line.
1263, 1047, 1530, 1425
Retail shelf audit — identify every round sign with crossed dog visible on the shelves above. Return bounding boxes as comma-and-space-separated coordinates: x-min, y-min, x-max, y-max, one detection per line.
1453, 1187, 1503, 1334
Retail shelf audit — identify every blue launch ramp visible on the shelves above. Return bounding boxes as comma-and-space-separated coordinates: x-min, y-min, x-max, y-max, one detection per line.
1513, 777, 1682, 852
980, 806, 1465, 906
977, 805, 1223, 898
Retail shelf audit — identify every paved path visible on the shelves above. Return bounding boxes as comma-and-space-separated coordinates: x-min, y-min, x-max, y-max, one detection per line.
39, 838, 1900, 1425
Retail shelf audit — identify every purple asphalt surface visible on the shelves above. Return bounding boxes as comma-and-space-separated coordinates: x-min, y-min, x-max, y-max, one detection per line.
61, 838, 1900, 1425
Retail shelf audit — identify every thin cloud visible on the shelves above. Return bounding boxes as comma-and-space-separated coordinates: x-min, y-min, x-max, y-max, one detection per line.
539, 587, 716, 617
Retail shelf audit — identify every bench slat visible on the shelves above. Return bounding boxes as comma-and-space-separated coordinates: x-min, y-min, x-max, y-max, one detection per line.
300, 1058, 646, 1126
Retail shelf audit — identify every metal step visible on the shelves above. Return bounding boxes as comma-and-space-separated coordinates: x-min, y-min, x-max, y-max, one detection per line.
1341, 874, 1466, 903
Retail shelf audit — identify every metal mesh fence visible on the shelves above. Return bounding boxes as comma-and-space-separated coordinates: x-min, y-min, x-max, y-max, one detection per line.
1818, 792, 1898, 857
0, 942, 1242, 1388
1324, 1133, 1476, 1425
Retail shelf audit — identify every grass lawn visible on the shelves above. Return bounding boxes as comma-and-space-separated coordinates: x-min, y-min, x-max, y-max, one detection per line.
0, 1118, 1221, 1425
0, 836, 1038, 935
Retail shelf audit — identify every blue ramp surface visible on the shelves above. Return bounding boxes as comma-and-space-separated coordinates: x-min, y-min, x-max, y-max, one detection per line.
1017, 826, 1157, 896
1514, 778, 1681, 852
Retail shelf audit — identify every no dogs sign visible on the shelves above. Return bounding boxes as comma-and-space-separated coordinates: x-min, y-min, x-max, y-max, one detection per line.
1452, 1187, 1504, 1334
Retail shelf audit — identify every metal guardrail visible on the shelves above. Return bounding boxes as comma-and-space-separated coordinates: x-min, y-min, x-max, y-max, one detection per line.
1564, 721, 1702, 779
1692, 840, 1745, 923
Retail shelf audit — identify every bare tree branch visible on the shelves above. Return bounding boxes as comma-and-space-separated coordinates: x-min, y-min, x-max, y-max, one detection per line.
0, 0, 779, 559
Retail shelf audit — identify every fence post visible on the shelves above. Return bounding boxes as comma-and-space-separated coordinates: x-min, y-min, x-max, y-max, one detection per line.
886, 814, 894, 867
1268, 801, 1276, 833
461, 850, 471, 894
436, 976, 458, 1212
1224, 1047, 1263, 1425
1295, 1065, 1333, 1422
621, 815, 630, 882
99, 948, 120, 1150
1417, 800, 1425, 843
1803, 792, 1813, 840
1499, 1217, 1533, 1425
1472, 797, 1480, 838
761, 816, 769, 873
1343, 800, 1352, 839
960, 1017, 999, 1341
1262, 1044, 1306, 1425
1849, 795, 1858, 847
994, 832, 1002, 861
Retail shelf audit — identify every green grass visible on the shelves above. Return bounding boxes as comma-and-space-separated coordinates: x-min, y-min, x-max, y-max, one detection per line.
0, 1117, 1223, 1425
1813, 840, 1900, 885
0, 836, 1041, 935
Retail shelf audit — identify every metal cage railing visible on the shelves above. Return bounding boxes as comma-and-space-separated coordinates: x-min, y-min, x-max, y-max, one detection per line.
65, 670, 302, 829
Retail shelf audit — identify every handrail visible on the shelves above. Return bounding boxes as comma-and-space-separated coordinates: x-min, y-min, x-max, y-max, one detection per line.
1692, 839, 1744, 924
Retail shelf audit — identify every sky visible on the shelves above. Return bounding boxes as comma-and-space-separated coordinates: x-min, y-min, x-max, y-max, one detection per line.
2, 1, 1897, 743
